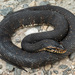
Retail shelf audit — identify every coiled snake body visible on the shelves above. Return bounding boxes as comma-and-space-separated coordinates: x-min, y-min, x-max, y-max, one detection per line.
0, 5, 75, 69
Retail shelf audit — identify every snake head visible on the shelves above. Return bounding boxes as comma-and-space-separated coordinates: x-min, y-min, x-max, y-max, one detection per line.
45, 46, 66, 54
39, 40, 67, 54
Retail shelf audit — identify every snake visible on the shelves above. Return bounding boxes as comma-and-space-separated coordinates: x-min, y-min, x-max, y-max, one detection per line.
0, 5, 75, 69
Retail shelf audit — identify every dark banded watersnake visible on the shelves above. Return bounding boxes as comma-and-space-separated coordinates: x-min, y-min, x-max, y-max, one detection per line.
0, 5, 75, 69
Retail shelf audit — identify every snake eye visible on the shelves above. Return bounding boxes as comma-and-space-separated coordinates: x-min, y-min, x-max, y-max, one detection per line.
46, 48, 53, 50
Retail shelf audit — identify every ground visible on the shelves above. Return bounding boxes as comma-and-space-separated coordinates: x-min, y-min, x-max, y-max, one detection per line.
0, 0, 75, 75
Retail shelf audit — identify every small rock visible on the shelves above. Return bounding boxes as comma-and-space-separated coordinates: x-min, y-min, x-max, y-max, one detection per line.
16, 0, 27, 3
15, 37, 21, 43
63, 70, 68, 75
72, 62, 75, 66
47, 26, 54, 31
41, 25, 48, 30
14, 68, 21, 75
69, 52, 75, 61
68, 2, 71, 5
41, 24, 48, 32
33, 70, 44, 75
56, 0, 63, 4
25, 27, 38, 36
65, 68, 71, 72
58, 65, 68, 69
14, 6, 23, 11
48, 70, 52, 75
16, 43, 21, 48
6, 63, 14, 72
39, 1, 50, 6
29, 0, 37, 7
0, 70, 3, 75
40, 70, 44, 75
71, 65, 74, 69
45, 65, 51, 71
0, 7, 13, 16
43, 70, 48, 75
49, 0, 56, 4
0, 64, 2, 69
53, 70, 58, 74
63, 68, 71, 75
23, 4, 28, 8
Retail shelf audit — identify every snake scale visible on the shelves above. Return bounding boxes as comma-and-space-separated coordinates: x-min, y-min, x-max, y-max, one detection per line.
0, 5, 75, 69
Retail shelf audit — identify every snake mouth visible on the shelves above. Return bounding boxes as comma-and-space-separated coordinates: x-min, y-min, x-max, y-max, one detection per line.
39, 46, 66, 54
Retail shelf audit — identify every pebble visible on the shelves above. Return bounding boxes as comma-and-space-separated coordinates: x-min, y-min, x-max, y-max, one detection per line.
48, 70, 52, 75
41, 25, 48, 30
24, 27, 38, 36
49, 0, 56, 4
29, 0, 37, 7
5, 0, 18, 8
58, 65, 68, 69
15, 37, 21, 43
47, 26, 54, 31
65, 68, 71, 72
69, 52, 75, 61
43, 70, 48, 75
41, 71, 44, 75
14, 6, 23, 11
0, 64, 2, 69
68, 1, 71, 5
0, 7, 13, 16
63, 70, 68, 75
16, 0, 27, 3
16, 43, 21, 48
71, 65, 74, 69
21, 70, 30, 75
44, 65, 51, 71
0, 70, 3, 75
23, 4, 28, 8
39, 1, 50, 6
53, 70, 58, 74
6, 63, 14, 72
56, 0, 63, 4
63, 68, 71, 75
14, 68, 21, 75
41, 24, 48, 31
32, 70, 44, 75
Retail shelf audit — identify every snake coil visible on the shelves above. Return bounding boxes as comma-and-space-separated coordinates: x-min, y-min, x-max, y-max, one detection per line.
0, 5, 75, 69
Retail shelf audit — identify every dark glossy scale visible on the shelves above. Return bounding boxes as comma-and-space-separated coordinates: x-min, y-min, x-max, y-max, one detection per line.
0, 5, 75, 69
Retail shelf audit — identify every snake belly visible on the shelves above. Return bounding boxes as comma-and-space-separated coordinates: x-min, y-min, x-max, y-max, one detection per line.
0, 5, 75, 68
